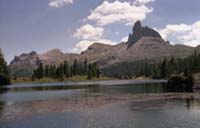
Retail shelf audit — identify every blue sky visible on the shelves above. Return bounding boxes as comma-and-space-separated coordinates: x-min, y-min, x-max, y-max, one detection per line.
0, 0, 200, 63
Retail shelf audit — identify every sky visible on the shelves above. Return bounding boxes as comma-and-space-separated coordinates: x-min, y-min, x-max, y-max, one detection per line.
0, 0, 200, 63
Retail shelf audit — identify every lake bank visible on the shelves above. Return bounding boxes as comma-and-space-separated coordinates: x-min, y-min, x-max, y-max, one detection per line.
10, 76, 156, 85
11, 76, 116, 84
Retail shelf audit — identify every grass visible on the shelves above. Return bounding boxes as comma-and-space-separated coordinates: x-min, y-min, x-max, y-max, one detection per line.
12, 75, 116, 84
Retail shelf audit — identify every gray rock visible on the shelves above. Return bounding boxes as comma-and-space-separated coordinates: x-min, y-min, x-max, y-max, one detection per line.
127, 21, 161, 48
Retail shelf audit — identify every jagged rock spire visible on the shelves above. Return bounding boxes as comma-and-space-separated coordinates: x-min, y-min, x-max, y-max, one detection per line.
127, 20, 162, 48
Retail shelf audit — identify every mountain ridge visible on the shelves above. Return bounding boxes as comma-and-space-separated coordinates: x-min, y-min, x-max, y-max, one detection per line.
9, 21, 199, 77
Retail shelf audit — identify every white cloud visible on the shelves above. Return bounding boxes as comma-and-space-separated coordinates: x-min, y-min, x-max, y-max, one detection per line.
48, 0, 73, 8
120, 36, 128, 42
159, 24, 191, 39
73, 23, 116, 53
134, 0, 155, 5
158, 21, 200, 47
87, 1, 153, 26
71, 39, 116, 53
74, 24, 104, 40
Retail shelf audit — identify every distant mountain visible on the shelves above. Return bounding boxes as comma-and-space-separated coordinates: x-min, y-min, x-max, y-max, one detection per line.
9, 21, 198, 77
9, 51, 40, 77
9, 50, 78, 77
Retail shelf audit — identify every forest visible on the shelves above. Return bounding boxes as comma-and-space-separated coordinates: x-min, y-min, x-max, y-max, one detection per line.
102, 51, 200, 79
32, 59, 100, 80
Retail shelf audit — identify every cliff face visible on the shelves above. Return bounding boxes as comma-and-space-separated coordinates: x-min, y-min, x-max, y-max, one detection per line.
9, 51, 41, 77
9, 21, 197, 77
10, 51, 39, 65
127, 21, 162, 48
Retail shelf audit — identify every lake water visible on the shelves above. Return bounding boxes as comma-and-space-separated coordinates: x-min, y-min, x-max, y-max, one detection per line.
0, 80, 200, 128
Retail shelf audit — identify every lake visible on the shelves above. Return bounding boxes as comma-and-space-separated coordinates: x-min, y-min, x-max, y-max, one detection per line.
0, 80, 200, 128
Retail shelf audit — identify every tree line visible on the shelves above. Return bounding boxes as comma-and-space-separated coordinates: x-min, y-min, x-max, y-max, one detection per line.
0, 49, 10, 85
102, 51, 200, 79
32, 59, 100, 80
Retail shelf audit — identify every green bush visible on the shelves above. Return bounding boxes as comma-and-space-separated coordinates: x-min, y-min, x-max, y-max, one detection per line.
166, 74, 194, 92
0, 74, 10, 86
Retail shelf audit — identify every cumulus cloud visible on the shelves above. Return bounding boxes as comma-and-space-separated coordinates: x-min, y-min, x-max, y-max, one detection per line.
74, 24, 104, 40
48, 0, 73, 8
87, 1, 153, 26
72, 39, 116, 53
159, 21, 200, 47
73, 24, 115, 53
120, 36, 128, 42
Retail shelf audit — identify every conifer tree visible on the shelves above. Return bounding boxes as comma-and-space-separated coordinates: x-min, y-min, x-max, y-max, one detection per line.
83, 59, 88, 75
59, 64, 64, 80
160, 57, 167, 78
73, 59, 77, 75
0, 49, 10, 85
87, 64, 92, 79
63, 61, 69, 77
37, 63, 44, 79
44, 65, 49, 77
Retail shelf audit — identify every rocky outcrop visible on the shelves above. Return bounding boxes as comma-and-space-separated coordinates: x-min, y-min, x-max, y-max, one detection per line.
10, 51, 39, 65
9, 51, 41, 77
81, 43, 112, 55
9, 50, 78, 77
127, 21, 162, 48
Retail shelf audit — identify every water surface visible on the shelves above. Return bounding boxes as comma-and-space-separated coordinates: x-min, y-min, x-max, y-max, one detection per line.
0, 80, 200, 128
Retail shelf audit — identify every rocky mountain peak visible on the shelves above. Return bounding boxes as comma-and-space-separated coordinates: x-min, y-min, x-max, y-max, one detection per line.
41, 49, 63, 57
89, 43, 111, 49
127, 20, 162, 48
133, 20, 142, 32
10, 51, 38, 65
81, 43, 112, 55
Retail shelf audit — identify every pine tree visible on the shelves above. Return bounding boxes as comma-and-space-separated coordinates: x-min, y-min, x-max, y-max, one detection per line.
44, 65, 49, 77
73, 59, 77, 75
0, 49, 10, 85
0, 50, 9, 75
97, 68, 100, 78
59, 64, 64, 80
34, 63, 44, 79
91, 62, 97, 77
160, 57, 167, 78
87, 64, 92, 79
63, 61, 69, 77
83, 59, 88, 75
184, 65, 190, 77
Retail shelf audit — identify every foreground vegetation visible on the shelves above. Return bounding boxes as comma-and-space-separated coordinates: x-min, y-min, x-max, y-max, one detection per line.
0, 49, 10, 85
166, 74, 194, 92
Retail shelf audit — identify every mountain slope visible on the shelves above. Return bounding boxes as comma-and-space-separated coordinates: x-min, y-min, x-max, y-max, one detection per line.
9, 21, 198, 77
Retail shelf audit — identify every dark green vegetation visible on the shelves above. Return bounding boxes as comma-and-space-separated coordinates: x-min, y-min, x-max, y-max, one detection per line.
0, 49, 10, 85
103, 51, 200, 92
103, 51, 200, 79
32, 59, 100, 81
166, 74, 194, 92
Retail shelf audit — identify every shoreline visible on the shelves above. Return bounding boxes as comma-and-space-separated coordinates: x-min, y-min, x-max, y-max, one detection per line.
11, 75, 155, 84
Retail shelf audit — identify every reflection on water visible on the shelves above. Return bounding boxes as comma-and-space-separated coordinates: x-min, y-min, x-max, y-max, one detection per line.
0, 80, 200, 128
